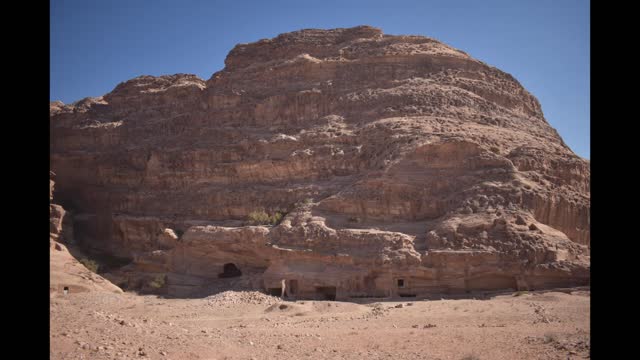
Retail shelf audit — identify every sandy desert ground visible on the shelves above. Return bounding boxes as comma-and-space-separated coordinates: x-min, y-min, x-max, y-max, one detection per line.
50, 288, 589, 360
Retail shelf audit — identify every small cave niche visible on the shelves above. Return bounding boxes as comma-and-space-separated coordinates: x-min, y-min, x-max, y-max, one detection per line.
267, 288, 282, 296
397, 279, 405, 288
63, 286, 69, 295
315, 286, 337, 301
218, 263, 242, 278
288, 279, 298, 295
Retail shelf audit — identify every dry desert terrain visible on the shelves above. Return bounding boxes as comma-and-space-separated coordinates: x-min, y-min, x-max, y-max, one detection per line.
50, 288, 589, 360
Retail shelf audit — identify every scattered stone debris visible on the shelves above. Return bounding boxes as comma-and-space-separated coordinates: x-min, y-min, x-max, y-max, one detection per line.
530, 303, 559, 324
207, 291, 281, 306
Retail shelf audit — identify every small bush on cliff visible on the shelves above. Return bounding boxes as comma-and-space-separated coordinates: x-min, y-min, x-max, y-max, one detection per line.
79, 258, 99, 273
148, 274, 166, 289
271, 211, 284, 225
247, 210, 285, 225
248, 210, 271, 225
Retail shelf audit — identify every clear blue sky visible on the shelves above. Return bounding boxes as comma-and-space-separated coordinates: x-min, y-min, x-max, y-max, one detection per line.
50, 0, 589, 159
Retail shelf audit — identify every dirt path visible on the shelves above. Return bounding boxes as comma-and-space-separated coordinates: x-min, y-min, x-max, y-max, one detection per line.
50, 289, 590, 360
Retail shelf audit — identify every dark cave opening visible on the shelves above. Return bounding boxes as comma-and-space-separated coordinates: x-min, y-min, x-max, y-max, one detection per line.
315, 286, 337, 301
218, 263, 242, 278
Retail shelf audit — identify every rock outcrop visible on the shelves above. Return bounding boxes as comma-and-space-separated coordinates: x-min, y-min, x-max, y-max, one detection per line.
50, 172, 73, 244
50, 26, 589, 299
50, 172, 123, 296
50, 239, 124, 296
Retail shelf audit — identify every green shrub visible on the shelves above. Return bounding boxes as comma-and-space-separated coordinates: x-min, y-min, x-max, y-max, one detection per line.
148, 274, 166, 289
79, 258, 99, 273
271, 211, 284, 225
83, 253, 130, 272
248, 210, 271, 225
247, 210, 285, 225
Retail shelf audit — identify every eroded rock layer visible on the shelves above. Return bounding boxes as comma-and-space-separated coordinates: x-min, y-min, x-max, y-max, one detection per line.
50, 26, 589, 299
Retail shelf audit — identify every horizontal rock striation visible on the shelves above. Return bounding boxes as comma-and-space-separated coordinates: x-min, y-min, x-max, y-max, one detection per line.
50, 26, 589, 299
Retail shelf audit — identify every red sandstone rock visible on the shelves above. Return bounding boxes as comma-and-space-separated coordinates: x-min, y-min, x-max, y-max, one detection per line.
50, 173, 123, 296
50, 26, 589, 299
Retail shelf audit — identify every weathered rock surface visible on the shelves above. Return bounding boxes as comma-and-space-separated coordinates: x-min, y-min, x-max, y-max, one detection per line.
50, 26, 589, 299
50, 173, 123, 296
50, 239, 124, 296
50, 172, 74, 244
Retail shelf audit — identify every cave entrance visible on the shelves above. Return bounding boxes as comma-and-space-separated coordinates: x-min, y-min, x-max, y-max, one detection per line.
288, 280, 298, 295
63, 286, 69, 295
218, 263, 242, 278
315, 286, 337, 301
267, 288, 282, 296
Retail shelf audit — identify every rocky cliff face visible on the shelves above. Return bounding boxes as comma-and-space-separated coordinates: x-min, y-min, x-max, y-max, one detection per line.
50, 172, 123, 296
50, 26, 589, 299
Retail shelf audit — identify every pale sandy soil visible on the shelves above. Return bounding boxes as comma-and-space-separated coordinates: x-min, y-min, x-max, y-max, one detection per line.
50, 288, 590, 360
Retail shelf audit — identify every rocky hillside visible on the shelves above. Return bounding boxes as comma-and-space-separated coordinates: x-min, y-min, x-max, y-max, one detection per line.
50, 26, 589, 298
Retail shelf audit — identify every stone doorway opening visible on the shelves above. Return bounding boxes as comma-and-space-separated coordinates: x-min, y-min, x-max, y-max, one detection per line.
315, 286, 336, 301
267, 288, 282, 296
218, 263, 242, 278
288, 280, 298, 295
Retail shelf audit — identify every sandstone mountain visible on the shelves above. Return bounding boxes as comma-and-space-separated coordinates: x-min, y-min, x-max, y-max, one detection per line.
50, 26, 589, 299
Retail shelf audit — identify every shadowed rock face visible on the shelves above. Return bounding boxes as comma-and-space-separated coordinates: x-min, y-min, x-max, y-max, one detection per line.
50, 26, 589, 299
50, 172, 123, 296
